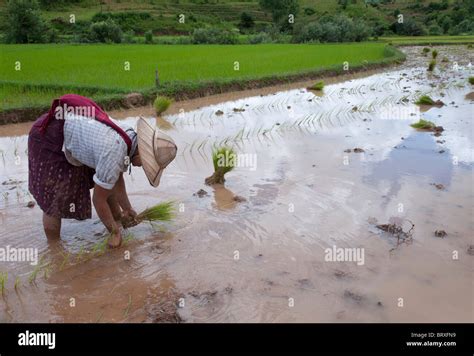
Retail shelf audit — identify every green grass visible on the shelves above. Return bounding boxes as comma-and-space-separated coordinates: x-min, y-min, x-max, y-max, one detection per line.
410, 119, 436, 130
416, 95, 435, 105
154, 96, 172, 115
136, 201, 175, 223
308, 80, 324, 91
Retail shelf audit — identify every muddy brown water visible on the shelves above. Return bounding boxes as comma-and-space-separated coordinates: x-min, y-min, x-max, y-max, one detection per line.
0, 46, 473, 323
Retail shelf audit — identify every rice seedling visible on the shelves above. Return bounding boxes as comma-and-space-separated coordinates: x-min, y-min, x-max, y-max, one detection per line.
59, 251, 70, 271
415, 95, 435, 105
422, 47, 430, 54
123, 294, 132, 318
0, 272, 7, 295
205, 146, 236, 185
469, 77, 474, 85
135, 200, 176, 224
431, 50, 438, 59
410, 119, 436, 130
28, 256, 46, 284
154, 96, 172, 115
308, 81, 324, 91
14, 276, 20, 291
427, 60, 436, 72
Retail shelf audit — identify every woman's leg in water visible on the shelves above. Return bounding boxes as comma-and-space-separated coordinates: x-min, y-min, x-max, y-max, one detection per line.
43, 213, 61, 240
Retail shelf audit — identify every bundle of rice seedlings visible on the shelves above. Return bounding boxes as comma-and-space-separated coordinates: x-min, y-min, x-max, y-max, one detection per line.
0, 272, 7, 295
427, 60, 436, 72
432, 50, 438, 59
154, 96, 172, 115
422, 47, 430, 54
469, 77, 474, 85
205, 146, 236, 185
410, 119, 436, 130
415, 95, 435, 105
136, 200, 175, 223
308, 81, 324, 91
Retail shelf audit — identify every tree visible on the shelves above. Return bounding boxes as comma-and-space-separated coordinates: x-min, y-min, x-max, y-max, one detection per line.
238, 12, 255, 31
5, 0, 47, 43
259, 0, 299, 25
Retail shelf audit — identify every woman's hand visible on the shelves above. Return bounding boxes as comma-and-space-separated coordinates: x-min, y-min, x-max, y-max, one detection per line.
107, 223, 122, 248
121, 208, 139, 228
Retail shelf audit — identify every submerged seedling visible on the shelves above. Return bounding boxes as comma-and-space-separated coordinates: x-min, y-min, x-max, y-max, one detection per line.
205, 146, 236, 185
154, 96, 172, 115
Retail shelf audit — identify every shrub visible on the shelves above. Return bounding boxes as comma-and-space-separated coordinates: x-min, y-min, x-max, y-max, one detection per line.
154, 96, 172, 115
123, 30, 136, 43
144, 30, 153, 44
5, 0, 47, 43
88, 19, 122, 43
191, 27, 238, 44
248, 32, 273, 44
293, 15, 372, 43
238, 12, 255, 31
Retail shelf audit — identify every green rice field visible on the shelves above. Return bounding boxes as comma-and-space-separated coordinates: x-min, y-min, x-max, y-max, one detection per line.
0, 43, 393, 111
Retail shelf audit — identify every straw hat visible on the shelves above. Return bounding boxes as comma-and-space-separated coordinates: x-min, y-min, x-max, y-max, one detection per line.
137, 117, 177, 187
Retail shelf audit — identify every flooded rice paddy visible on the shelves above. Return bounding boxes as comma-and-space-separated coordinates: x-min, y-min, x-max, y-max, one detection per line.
0, 46, 473, 323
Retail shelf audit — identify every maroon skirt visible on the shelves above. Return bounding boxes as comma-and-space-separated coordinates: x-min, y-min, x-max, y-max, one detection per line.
28, 114, 95, 220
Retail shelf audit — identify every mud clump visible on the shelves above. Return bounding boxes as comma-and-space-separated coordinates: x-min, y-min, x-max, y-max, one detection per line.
434, 230, 447, 238
344, 290, 364, 303
233, 195, 246, 202
215, 110, 224, 116
467, 245, 474, 256
232, 107, 245, 112
193, 189, 208, 198
375, 220, 415, 251
205, 172, 226, 185
26, 201, 35, 208
431, 183, 445, 190
344, 148, 365, 153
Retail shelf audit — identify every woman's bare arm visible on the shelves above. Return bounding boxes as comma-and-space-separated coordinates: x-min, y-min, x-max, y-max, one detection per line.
93, 184, 122, 247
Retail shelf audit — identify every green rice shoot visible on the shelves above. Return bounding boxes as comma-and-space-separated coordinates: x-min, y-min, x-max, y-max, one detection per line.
422, 47, 430, 54
469, 77, 474, 85
432, 49, 438, 59
136, 200, 175, 223
0, 272, 7, 295
416, 95, 435, 105
308, 81, 324, 91
205, 146, 236, 185
154, 96, 172, 115
410, 119, 436, 130
428, 60, 436, 72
